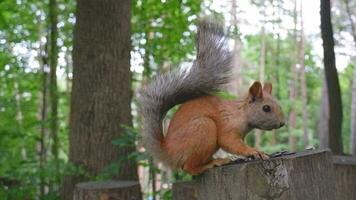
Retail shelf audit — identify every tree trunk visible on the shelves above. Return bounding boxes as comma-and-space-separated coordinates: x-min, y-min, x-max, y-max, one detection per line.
74, 181, 141, 200
65, 49, 72, 96
299, 0, 310, 148
351, 62, 356, 155
288, 0, 298, 152
255, 25, 266, 149
318, 79, 330, 148
320, 0, 343, 154
173, 182, 198, 200
228, 0, 242, 95
271, 0, 282, 146
343, 0, 356, 155
343, 0, 356, 45
173, 149, 336, 200
333, 155, 356, 200
62, 0, 139, 199
149, 159, 157, 200
14, 74, 27, 160
37, 18, 49, 198
142, 22, 156, 200
39, 58, 49, 198
49, 0, 60, 185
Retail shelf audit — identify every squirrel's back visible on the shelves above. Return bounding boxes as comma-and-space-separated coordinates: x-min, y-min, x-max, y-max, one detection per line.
165, 95, 221, 134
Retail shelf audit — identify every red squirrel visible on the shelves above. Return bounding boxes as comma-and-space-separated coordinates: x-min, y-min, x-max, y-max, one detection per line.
138, 20, 285, 175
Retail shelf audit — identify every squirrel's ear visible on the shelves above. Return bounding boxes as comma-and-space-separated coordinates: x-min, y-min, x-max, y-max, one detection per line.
263, 82, 272, 94
249, 81, 263, 99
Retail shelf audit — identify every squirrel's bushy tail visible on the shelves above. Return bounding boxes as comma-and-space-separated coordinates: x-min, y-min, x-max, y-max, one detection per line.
138, 19, 232, 168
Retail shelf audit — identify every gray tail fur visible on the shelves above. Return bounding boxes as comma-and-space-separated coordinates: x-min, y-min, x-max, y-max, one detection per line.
137, 19, 233, 168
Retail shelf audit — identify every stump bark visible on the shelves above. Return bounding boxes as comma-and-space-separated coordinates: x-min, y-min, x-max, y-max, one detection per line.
172, 181, 198, 200
73, 180, 141, 200
173, 149, 336, 200
333, 155, 356, 200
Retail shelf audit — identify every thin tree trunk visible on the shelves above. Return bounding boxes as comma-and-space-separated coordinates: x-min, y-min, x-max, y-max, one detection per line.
299, 0, 310, 148
320, 0, 343, 154
64, 49, 72, 96
343, 0, 356, 45
13, 74, 27, 160
37, 17, 49, 198
149, 159, 156, 200
289, 0, 298, 152
318, 79, 329, 148
62, 0, 139, 199
275, 0, 282, 102
228, 0, 242, 95
350, 59, 356, 155
343, 0, 356, 155
49, 0, 60, 185
143, 23, 156, 200
255, 26, 266, 149
270, 0, 282, 146
142, 30, 152, 79
40, 49, 49, 198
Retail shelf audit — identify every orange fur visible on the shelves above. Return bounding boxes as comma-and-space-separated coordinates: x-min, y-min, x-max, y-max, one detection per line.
161, 82, 285, 175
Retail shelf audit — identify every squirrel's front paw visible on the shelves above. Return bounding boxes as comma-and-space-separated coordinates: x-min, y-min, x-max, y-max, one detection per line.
246, 148, 269, 160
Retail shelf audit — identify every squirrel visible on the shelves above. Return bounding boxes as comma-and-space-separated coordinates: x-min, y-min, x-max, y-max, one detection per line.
138, 20, 285, 175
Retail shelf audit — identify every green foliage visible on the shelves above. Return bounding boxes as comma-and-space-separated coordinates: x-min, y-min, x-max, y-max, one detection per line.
132, 0, 201, 77
0, 0, 74, 199
0, 0, 355, 199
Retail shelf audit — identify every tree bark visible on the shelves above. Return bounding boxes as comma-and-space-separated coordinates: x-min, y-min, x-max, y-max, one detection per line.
320, 0, 343, 154
39, 57, 49, 198
14, 74, 27, 160
318, 79, 330, 148
288, 0, 298, 152
333, 155, 356, 200
255, 25, 266, 149
270, 0, 282, 146
173, 149, 336, 200
64, 49, 72, 96
351, 65, 356, 155
49, 0, 60, 185
173, 182, 198, 200
37, 18, 49, 198
62, 0, 139, 199
228, 0, 242, 95
299, 0, 310, 148
343, 0, 356, 45
74, 181, 141, 200
149, 159, 157, 200
343, 0, 356, 155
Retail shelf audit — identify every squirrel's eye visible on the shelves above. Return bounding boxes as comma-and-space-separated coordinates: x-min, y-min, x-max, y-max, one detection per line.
262, 105, 271, 113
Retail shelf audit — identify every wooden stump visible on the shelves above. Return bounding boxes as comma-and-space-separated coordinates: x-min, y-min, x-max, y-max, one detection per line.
73, 180, 141, 200
172, 181, 198, 200
333, 155, 356, 200
173, 149, 336, 200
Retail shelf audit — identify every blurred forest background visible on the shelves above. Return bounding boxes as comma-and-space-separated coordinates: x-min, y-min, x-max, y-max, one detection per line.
0, 0, 356, 199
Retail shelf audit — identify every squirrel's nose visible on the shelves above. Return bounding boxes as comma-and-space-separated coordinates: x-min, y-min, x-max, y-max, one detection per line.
279, 122, 285, 128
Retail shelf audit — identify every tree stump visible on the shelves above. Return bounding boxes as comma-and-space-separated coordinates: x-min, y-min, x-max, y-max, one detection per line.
172, 181, 198, 200
333, 155, 356, 200
173, 149, 336, 200
73, 180, 141, 200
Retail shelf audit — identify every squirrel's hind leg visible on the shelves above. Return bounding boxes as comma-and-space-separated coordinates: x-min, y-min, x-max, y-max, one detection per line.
183, 158, 231, 175
176, 117, 229, 175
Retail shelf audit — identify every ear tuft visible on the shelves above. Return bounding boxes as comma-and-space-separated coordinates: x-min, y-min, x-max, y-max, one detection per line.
249, 81, 263, 98
263, 82, 272, 94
